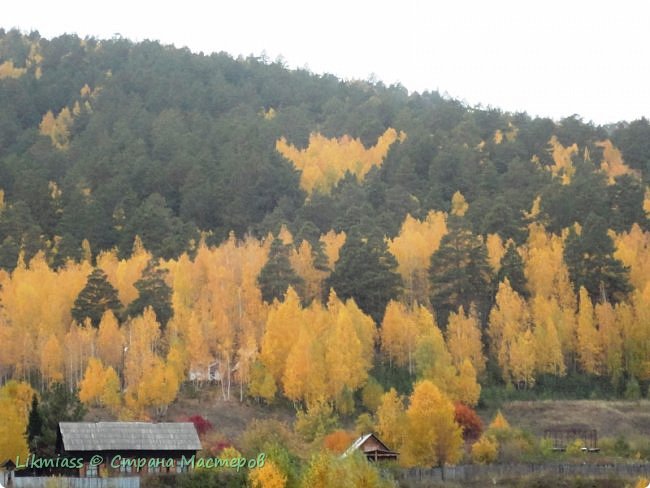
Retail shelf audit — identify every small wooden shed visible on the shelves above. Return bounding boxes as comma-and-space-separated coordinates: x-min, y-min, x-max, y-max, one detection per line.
343, 433, 398, 462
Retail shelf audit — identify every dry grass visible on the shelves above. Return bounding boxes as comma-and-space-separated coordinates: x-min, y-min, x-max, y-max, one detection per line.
499, 399, 650, 438
162, 386, 296, 442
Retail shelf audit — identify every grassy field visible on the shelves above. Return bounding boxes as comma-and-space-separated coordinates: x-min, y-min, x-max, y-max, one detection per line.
499, 399, 650, 439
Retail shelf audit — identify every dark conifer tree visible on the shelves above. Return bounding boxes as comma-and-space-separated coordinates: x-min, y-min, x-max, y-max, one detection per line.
26, 394, 44, 453
127, 258, 173, 327
71, 268, 122, 327
564, 213, 631, 303
497, 241, 529, 298
325, 229, 402, 324
257, 238, 303, 304
429, 216, 493, 325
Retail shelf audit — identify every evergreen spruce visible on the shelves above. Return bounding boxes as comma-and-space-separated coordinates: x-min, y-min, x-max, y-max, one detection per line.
497, 241, 529, 298
564, 213, 631, 303
26, 394, 44, 452
258, 238, 303, 303
127, 258, 173, 327
429, 216, 493, 325
325, 230, 402, 324
72, 268, 122, 327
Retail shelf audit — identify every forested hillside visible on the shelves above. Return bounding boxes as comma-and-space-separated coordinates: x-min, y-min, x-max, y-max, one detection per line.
1, 29, 650, 477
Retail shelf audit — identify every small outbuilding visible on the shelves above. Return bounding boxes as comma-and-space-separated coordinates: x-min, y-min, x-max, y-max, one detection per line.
343, 433, 399, 462
56, 422, 202, 477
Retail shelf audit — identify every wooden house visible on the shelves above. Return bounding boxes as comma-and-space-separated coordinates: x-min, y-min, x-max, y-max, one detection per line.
343, 433, 398, 462
56, 422, 202, 477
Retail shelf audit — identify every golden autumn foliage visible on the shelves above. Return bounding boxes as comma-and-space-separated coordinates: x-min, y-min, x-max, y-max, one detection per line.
39, 107, 74, 149
613, 224, 650, 292
40, 334, 65, 385
276, 128, 405, 194
489, 279, 536, 386
576, 287, 602, 375
381, 301, 421, 374
414, 307, 457, 394
446, 306, 486, 377
531, 296, 567, 377
290, 239, 328, 303
0, 253, 91, 380
402, 381, 462, 468
547, 135, 578, 184
97, 246, 151, 307
0, 396, 29, 462
523, 223, 574, 305
489, 410, 510, 430
596, 139, 637, 183
450, 191, 469, 216
0, 381, 33, 462
250, 459, 287, 488
79, 357, 108, 406
320, 230, 346, 270
454, 359, 481, 407
260, 289, 375, 408
96, 310, 125, 370
471, 435, 499, 464
404, 305, 480, 405
0, 59, 27, 79
376, 388, 406, 453
387, 211, 447, 305
486, 234, 506, 272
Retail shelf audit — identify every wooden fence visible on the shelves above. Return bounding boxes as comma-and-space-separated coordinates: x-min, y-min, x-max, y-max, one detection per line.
1, 476, 140, 488
400, 462, 650, 484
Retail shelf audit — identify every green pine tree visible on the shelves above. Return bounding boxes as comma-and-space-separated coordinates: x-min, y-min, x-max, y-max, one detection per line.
429, 216, 493, 325
497, 241, 528, 298
258, 238, 303, 303
564, 213, 631, 303
26, 394, 44, 453
71, 268, 122, 327
325, 230, 402, 324
126, 258, 173, 327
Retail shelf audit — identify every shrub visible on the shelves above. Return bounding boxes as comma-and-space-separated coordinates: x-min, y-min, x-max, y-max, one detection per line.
185, 414, 213, 437
488, 410, 510, 430
454, 403, 483, 441
323, 430, 355, 454
249, 459, 287, 488
613, 436, 631, 457
294, 401, 339, 442
565, 438, 586, 456
239, 419, 300, 457
471, 435, 498, 464
201, 430, 232, 457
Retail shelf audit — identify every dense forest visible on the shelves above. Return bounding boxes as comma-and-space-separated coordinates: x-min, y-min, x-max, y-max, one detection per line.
1, 28, 650, 483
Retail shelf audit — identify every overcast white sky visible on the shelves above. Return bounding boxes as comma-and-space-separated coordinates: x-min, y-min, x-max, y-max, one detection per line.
4, 0, 649, 124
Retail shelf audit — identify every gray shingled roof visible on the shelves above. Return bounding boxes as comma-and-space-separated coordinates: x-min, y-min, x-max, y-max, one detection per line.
59, 422, 202, 451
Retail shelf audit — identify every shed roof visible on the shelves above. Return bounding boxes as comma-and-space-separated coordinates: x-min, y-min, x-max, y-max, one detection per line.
342, 433, 395, 458
59, 422, 202, 451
